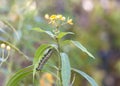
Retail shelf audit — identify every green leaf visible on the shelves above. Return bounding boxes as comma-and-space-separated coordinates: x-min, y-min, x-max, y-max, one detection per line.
45, 31, 54, 38
60, 53, 71, 86
62, 40, 71, 46
32, 27, 44, 32
71, 41, 95, 59
72, 68, 98, 86
32, 27, 54, 38
6, 65, 33, 86
33, 44, 50, 81
50, 44, 59, 52
33, 44, 50, 64
57, 32, 74, 39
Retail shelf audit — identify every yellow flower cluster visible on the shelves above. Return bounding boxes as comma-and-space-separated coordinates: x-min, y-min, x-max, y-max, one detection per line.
45, 14, 73, 26
67, 19, 73, 25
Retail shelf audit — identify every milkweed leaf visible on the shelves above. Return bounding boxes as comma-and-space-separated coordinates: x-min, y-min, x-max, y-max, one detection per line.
6, 65, 33, 86
71, 41, 95, 59
72, 68, 98, 86
60, 53, 71, 86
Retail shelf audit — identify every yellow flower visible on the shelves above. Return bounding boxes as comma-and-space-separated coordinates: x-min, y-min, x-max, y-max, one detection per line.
61, 17, 66, 21
56, 14, 62, 19
45, 14, 73, 26
45, 14, 49, 19
50, 15, 57, 20
67, 19, 73, 25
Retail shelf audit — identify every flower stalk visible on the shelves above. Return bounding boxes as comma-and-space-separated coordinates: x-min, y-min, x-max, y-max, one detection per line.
44, 14, 73, 86
0, 43, 11, 67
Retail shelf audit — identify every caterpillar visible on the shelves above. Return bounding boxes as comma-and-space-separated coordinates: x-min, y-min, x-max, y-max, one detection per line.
36, 48, 53, 71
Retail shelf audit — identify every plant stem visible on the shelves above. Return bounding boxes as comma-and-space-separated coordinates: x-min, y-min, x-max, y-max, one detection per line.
0, 49, 5, 67
2, 49, 4, 59
55, 37, 62, 86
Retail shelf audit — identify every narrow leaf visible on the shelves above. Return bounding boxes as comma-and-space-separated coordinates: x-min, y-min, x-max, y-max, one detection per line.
6, 65, 33, 86
32, 27, 44, 32
60, 53, 71, 86
33, 44, 50, 64
57, 32, 74, 39
50, 44, 59, 52
45, 31, 54, 38
32, 28, 54, 38
71, 41, 95, 59
72, 68, 98, 86
33, 44, 50, 81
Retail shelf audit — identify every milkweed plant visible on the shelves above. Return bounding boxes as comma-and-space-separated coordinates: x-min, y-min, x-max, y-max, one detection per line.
1, 14, 98, 86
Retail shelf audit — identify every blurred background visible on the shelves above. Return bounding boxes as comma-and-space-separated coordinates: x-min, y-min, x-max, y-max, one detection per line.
0, 0, 120, 86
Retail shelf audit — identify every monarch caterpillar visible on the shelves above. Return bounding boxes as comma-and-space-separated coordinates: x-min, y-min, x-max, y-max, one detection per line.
36, 48, 53, 71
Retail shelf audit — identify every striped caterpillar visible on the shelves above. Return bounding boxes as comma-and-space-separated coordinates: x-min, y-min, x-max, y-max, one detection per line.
36, 48, 53, 71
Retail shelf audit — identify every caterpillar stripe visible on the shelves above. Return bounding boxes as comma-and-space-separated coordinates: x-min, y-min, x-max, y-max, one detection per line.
36, 48, 53, 71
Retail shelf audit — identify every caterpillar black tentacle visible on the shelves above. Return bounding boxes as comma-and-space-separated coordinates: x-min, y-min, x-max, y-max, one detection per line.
36, 48, 53, 71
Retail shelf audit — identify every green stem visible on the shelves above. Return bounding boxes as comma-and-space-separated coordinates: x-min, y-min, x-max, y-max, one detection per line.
4, 51, 10, 61
55, 37, 62, 86
0, 49, 5, 67
2, 49, 4, 59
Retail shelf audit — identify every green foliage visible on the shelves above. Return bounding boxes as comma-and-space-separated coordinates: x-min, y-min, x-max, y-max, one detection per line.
32, 27, 74, 39
3, 13, 97, 86
71, 40, 95, 59
32, 27, 54, 38
33, 44, 51, 81
1, 0, 120, 86
60, 53, 71, 86
6, 65, 33, 86
72, 68, 98, 86
6, 24, 97, 86
57, 32, 74, 39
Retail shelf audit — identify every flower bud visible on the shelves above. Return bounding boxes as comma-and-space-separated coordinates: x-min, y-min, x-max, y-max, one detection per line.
6, 46, 11, 51
45, 14, 49, 19
1, 43, 6, 49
